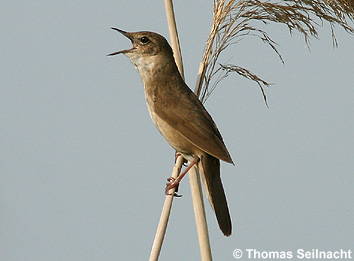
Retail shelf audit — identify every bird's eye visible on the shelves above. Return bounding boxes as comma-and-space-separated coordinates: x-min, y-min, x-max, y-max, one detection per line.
140, 36, 150, 44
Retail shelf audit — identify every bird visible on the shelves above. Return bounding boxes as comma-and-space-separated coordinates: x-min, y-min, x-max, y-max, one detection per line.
109, 28, 234, 236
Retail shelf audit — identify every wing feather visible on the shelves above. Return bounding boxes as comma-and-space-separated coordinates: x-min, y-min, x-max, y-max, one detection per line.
154, 81, 233, 163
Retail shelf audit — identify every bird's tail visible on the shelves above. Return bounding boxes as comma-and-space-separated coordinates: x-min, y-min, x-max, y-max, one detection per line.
198, 153, 232, 236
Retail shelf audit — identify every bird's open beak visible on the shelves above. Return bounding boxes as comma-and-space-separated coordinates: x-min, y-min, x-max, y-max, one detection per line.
108, 27, 135, 56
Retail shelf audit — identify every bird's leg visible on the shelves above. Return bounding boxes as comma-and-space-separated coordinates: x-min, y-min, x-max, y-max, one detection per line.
165, 157, 199, 195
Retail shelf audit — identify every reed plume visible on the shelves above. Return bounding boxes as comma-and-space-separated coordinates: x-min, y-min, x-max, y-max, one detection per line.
195, 0, 354, 104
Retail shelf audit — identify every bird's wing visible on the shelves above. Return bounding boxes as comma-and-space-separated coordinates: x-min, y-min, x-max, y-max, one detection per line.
154, 82, 233, 164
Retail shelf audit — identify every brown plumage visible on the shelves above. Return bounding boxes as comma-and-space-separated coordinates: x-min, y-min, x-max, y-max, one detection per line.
109, 29, 233, 236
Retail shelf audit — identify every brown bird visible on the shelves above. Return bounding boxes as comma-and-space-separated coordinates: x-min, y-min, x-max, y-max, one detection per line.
109, 28, 234, 236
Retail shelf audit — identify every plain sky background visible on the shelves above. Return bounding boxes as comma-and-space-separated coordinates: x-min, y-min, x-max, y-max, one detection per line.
1, 1, 353, 260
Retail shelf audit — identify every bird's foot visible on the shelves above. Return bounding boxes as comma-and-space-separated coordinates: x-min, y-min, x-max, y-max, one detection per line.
165, 157, 199, 196
165, 177, 182, 197
167, 177, 175, 183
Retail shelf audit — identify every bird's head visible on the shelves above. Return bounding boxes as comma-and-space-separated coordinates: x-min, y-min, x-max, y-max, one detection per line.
108, 28, 173, 61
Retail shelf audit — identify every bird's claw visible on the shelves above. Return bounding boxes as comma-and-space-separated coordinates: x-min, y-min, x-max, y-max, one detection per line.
166, 177, 175, 183
165, 177, 182, 197
173, 192, 182, 197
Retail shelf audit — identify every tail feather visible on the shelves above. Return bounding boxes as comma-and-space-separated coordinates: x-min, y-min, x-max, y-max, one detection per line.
198, 153, 232, 236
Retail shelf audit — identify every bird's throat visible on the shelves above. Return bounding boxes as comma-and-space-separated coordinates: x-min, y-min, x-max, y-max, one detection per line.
125, 53, 177, 85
